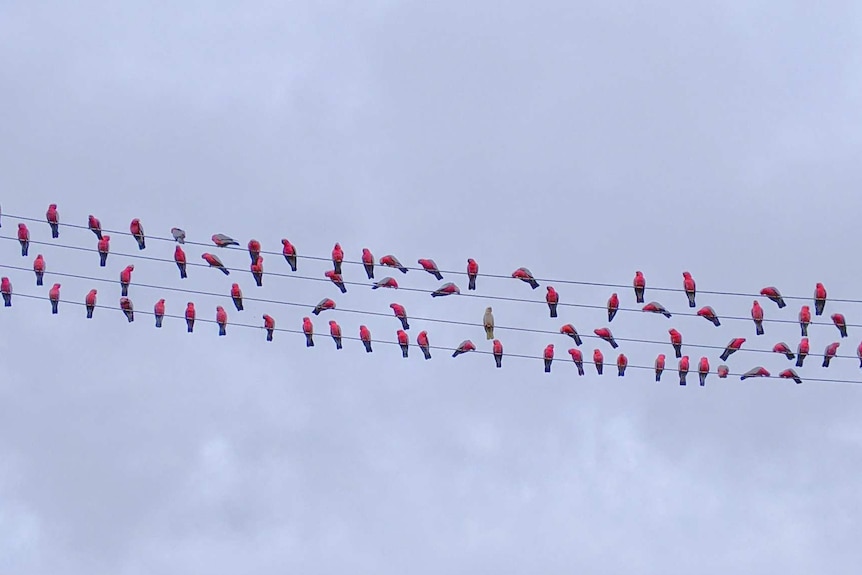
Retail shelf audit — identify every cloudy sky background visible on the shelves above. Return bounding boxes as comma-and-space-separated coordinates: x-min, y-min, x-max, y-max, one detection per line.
1, 1, 862, 572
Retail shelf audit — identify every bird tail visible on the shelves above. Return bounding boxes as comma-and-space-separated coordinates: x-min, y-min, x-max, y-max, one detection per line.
399, 267, 408, 274
494, 354, 501, 368
576, 365, 584, 376
796, 356, 805, 368
401, 345, 409, 358
720, 351, 729, 361
550, 304, 557, 318
266, 330, 273, 342
529, 280, 539, 289
339, 285, 347, 294
99, 253, 107, 267
756, 322, 764, 336
664, 312, 673, 319
50, 224, 59, 238
687, 294, 696, 307
401, 319, 409, 330
221, 268, 231, 276
635, 288, 644, 304
365, 264, 374, 279
611, 340, 619, 349
422, 348, 431, 360
596, 365, 603, 375
801, 325, 808, 337
306, 335, 314, 347
655, 371, 662, 382
253, 274, 261, 285
363, 341, 372, 353
36, 273, 43, 286
288, 257, 297, 272
86, 307, 93, 319
334, 262, 342, 274
822, 358, 830, 368
187, 320, 194, 333
121, 285, 128, 297
778, 300, 786, 309
544, 359, 552, 373
574, 336, 582, 346
485, 327, 493, 340
699, 373, 706, 386
219, 324, 227, 336
51, 300, 58, 314
334, 338, 342, 350
155, 316, 162, 328
679, 373, 686, 386
674, 345, 681, 358
21, 243, 28, 257
126, 311, 134, 322
468, 277, 476, 290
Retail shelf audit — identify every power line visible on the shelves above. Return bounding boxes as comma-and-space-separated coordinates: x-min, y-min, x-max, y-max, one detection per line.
1, 261, 860, 363
1, 234, 856, 330
5, 290, 859, 386
2, 211, 850, 304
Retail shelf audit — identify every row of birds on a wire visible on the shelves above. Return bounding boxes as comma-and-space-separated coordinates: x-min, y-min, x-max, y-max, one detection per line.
1, 203, 860, 385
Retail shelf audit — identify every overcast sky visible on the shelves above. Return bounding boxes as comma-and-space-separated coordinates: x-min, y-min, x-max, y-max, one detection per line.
1, 1, 862, 573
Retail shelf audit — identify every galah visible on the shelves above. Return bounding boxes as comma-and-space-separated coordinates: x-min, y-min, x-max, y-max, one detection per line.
313, 298, 336, 315
751, 300, 764, 335
332, 243, 344, 274
418, 258, 443, 280
171, 227, 186, 244
698, 356, 710, 386
216, 306, 227, 336
799, 305, 811, 337
33, 254, 45, 286
717, 365, 729, 379
85, 289, 97, 318
543, 344, 555, 373
281, 239, 298, 271
772, 342, 795, 360
251, 256, 264, 287
119, 265, 134, 297
302, 317, 314, 347
452, 340, 476, 358
397, 329, 409, 357
431, 283, 459, 297
230, 283, 243, 311
740, 366, 770, 380
48, 283, 60, 314
362, 248, 375, 279
380, 254, 408, 273
857, 341, 862, 368
372, 276, 398, 290
814, 283, 827, 316
0, 277, 11, 307
617, 353, 628, 377
130, 218, 145, 250
607, 293, 619, 322
263, 314, 275, 341
696, 306, 720, 326
325, 270, 348, 293
633, 271, 646, 304
719, 337, 746, 361
202, 253, 230, 275
568, 348, 584, 375
359, 324, 372, 352
98, 235, 111, 267
185, 302, 196, 333
212, 233, 239, 247
467, 258, 478, 291
248, 239, 261, 266
493, 339, 503, 368
796, 338, 809, 367
655, 353, 666, 382
174, 245, 187, 279
831, 313, 848, 338
17, 223, 29, 256
329, 320, 343, 350
682, 271, 696, 308
483, 307, 495, 339
545, 286, 559, 318
154, 299, 165, 328
120, 297, 134, 322
594, 327, 619, 349
418, 330, 431, 360
668, 329, 683, 358
678, 356, 690, 386
779, 368, 803, 384
643, 301, 672, 318
46, 203, 59, 238
560, 324, 582, 346
822, 342, 840, 368
88, 215, 102, 239
593, 349, 604, 375
512, 267, 539, 289
760, 286, 786, 308
390, 303, 409, 330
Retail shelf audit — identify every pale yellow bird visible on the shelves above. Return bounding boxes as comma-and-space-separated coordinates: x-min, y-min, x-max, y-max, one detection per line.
483, 307, 495, 340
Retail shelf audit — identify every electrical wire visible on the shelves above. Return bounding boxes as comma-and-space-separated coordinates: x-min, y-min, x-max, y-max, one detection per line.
1, 234, 856, 330
1, 261, 860, 363
5, 290, 859, 386
2, 211, 851, 304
